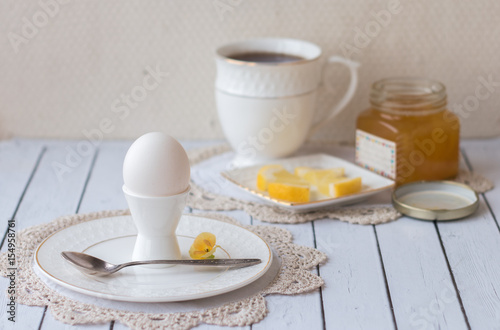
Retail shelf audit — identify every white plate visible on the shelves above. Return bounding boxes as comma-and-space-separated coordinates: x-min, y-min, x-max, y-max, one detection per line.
34, 215, 272, 302
221, 153, 395, 212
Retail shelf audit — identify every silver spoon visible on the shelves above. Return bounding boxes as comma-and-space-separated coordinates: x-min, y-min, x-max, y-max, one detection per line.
61, 251, 261, 276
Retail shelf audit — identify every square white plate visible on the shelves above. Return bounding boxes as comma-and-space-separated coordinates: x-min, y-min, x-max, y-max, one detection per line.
221, 153, 395, 212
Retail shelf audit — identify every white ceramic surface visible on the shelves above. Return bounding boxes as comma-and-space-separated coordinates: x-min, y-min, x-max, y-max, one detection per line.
215, 38, 360, 165
216, 89, 317, 167
34, 215, 273, 302
215, 38, 322, 98
123, 186, 190, 264
122, 132, 190, 197
221, 153, 395, 212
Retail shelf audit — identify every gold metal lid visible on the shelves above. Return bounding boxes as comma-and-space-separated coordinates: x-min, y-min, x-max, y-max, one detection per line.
392, 181, 479, 221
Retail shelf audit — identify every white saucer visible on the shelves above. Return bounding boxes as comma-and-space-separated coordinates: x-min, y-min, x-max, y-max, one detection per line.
34, 215, 272, 302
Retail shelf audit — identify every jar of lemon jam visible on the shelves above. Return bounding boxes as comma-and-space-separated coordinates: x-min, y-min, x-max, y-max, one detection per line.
356, 77, 460, 185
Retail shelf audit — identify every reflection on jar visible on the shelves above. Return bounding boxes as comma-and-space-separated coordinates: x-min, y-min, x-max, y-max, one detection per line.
356, 77, 460, 185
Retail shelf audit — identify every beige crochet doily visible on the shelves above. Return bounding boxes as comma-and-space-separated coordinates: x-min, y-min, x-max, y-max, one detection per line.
186, 144, 494, 225
0, 210, 326, 329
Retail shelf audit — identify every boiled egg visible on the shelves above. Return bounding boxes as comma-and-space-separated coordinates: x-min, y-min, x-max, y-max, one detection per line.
123, 132, 190, 196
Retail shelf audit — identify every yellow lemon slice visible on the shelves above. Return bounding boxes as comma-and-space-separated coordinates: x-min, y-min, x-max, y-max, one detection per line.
272, 169, 307, 183
328, 177, 362, 198
295, 167, 345, 185
256, 164, 285, 191
318, 176, 347, 196
268, 181, 310, 203
257, 166, 310, 202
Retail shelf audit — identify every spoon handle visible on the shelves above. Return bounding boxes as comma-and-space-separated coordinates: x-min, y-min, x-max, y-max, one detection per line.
120, 258, 262, 270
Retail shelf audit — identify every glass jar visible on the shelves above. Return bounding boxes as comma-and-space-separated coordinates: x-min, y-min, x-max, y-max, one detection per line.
356, 77, 460, 185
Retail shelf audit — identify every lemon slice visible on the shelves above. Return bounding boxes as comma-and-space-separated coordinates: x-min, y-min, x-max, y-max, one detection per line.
318, 176, 346, 196
256, 164, 360, 202
256, 165, 310, 202
268, 170, 310, 202
256, 164, 285, 191
272, 169, 306, 183
328, 177, 362, 197
295, 167, 345, 185
268, 181, 310, 203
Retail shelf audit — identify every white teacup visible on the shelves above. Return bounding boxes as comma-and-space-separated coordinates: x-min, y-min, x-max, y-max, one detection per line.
215, 38, 359, 167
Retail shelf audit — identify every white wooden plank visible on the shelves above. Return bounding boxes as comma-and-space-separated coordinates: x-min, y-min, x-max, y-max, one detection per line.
0, 140, 45, 330
251, 219, 324, 330
77, 141, 131, 213
436, 199, 500, 329
431, 142, 500, 329
40, 141, 131, 329
314, 218, 394, 329
462, 138, 500, 224
8, 141, 95, 229
0, 139, 44, 222
0, 141, 95, 330
376, 217, 468, 330
0, 139, 44, 251
191, 208, 252, 227
309, 142, 395, 328
305, 142, 395, 329
372, 152, 491, 330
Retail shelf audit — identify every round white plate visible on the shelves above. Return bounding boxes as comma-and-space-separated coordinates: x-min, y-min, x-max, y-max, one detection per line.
34, 215, 272, 302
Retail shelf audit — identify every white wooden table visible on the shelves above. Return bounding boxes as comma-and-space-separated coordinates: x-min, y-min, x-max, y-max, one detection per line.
1, 138, 499, 330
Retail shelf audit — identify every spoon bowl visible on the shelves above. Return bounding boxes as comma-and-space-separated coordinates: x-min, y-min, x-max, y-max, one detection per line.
61, 251, 261, 276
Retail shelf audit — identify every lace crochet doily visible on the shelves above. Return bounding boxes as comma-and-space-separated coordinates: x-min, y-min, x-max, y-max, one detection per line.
454, 169, 494, 193
186, 144, 494, 225
0, 210, 326, 329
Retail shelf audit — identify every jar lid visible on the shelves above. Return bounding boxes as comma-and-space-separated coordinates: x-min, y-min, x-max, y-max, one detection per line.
392, 181, 479, 221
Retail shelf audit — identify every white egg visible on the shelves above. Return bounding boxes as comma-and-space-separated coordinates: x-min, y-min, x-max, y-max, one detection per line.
123, 132, 190, 196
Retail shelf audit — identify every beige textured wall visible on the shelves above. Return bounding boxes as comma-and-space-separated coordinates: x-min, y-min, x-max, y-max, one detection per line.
1, 0, 499, 142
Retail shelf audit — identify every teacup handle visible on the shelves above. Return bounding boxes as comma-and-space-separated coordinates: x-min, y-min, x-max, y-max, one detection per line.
308, 56, 360, 137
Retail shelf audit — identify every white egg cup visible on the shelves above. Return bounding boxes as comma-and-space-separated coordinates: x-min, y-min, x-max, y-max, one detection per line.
123, 185, 190, 268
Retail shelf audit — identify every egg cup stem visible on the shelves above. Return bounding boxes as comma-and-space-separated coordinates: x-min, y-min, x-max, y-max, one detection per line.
123, 186, 190, 267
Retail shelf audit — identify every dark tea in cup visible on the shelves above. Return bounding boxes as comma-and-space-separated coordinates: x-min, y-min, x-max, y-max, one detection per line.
228, 52, 304, 63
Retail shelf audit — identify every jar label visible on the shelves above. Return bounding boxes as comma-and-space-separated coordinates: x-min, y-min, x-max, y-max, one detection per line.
355, 130, 396, 180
